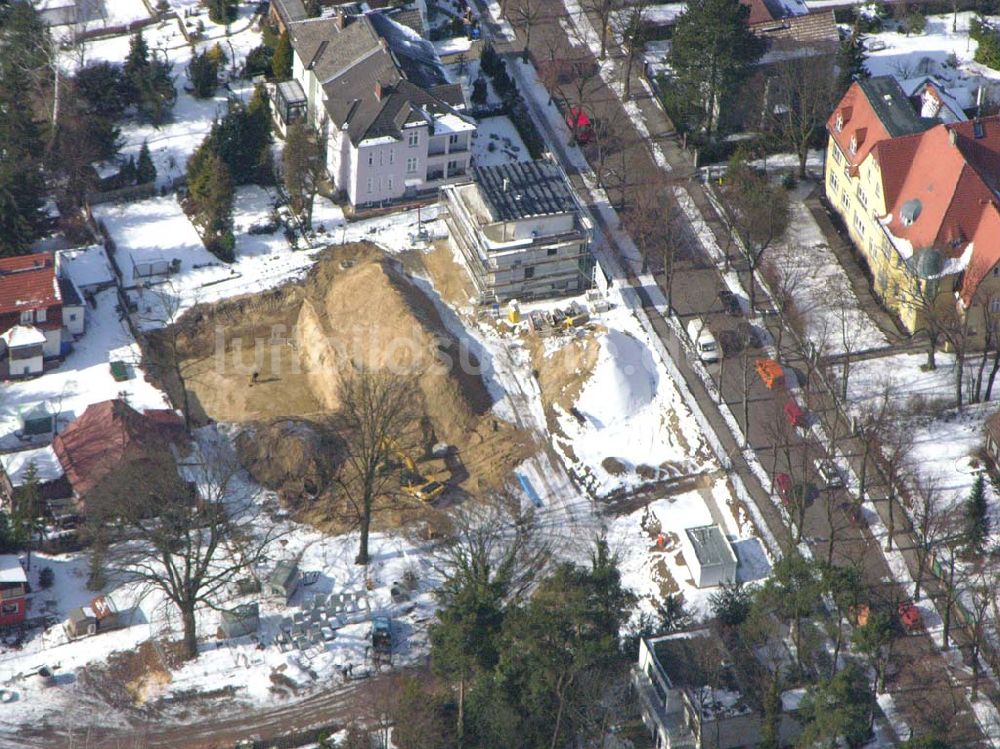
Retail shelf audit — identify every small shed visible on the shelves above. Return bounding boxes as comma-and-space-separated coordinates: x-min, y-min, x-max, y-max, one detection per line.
219, 602, 260, 639
266, 560, 300, 603
21, 403, 54, 436
65, 595, 120, 639
681, 525, 738, 588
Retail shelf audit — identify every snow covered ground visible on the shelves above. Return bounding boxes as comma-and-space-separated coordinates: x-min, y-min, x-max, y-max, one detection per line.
843, 351, 996, 522
472, 115, 531, 167
769, 184, 888, 356
0, 288, 171, 450
859, 12, 1000, 102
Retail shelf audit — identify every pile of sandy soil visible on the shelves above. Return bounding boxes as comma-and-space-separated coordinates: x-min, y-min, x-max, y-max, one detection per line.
294, 246, 532, 493
528, 331, 600, 415
234, 418, 341, 501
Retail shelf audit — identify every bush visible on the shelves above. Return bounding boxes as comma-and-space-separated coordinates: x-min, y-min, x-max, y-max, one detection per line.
855, 1, 888, 32
38, 566, 54, 590
188, 49, 220, 98
901, 9, 926, 35
243, 44, 274, 78
206, 0, 238, 25
972, 15, 1000, 70
207, 230, 236, 262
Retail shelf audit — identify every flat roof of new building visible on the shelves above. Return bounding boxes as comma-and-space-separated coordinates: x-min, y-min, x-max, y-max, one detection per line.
685, 524, 736, 567
473, 161, 578, 222
859, 76, 933, 138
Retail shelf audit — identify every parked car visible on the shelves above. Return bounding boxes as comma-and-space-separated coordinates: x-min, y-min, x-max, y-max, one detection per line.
784, 399, 807, 428
755, 358, 785, 389
686, 317, 720, 363
718, 287, 743, 316
737, 321, 764, 348
815, 458, 844, 489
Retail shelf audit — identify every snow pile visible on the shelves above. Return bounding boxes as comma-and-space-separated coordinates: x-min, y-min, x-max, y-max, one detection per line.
578, 330, 656, 425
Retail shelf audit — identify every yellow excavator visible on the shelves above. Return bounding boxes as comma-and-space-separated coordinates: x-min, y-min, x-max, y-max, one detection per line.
380, 437, 446, 503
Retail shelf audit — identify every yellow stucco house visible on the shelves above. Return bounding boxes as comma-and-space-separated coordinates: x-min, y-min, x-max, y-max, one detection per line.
824, 76, 1000, 343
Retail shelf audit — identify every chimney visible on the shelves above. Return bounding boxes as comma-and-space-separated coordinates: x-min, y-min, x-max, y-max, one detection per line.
949, 128, 958, 147
333, 8, 344, 29
375, 81, 383, 101
502, 177, 510, 193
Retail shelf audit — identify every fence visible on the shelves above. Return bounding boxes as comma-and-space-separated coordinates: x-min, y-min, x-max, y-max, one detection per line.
87, 181, 158, 206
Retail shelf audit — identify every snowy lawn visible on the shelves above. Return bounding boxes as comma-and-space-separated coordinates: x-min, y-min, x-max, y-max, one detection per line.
472, 115, 532, 167
608, 477, 770, 623
94, 190, 319, 326
769, 184, 888, 355
0, 288, 171, 449
861, 12, 1000, 94
844, 351, 997, 520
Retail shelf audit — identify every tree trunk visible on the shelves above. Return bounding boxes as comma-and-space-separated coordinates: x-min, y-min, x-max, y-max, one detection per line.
913, 550, 925, 602
885, 487, 895, 552
956, 352, 965, 409
798, 144, 808, 179
182, 604, 199, 660
987, 347, 1000, 401
356, 496, 372, 565
831, 614, 844, 677
550, 676, 569, 749
457, 672, 466, 748
624, 51, 635, 100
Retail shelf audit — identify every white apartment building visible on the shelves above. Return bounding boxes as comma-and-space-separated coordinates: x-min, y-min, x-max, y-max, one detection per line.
284, 10, 475, 208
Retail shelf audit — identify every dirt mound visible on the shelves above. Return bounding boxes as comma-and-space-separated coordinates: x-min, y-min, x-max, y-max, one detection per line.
297, 248, 493, 446
234, 419, 341, 498
529, 331, 600, 414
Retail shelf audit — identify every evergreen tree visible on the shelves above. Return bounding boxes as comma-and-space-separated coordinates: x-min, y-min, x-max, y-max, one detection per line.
836, 30, 869, 95
124, 30, 176, 123
206, 90, 273, 186
119, 155, 137, 187
965, 471, 990, 554
137, 141, 157, 184
185, 141, 235, 262
667, 0, 763, 135
272, 30, 293, 80
206, 0, 238, 25
242, 44, 274, 79
471, 76, 488, 106
12, 461, 45, 570
188, 48, 220, 98
0, 59, 47, 255
709, 581, 753, 627
797, 662, 872, 748
74, 61, 129, 119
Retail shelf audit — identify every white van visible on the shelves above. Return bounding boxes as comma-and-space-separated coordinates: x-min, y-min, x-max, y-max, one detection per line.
686, 317, 720, 363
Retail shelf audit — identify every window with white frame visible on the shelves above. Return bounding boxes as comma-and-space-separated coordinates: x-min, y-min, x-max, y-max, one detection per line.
408, 131, 419, 147
857, 188, 868, 210
448, 133, 460, 146
368, 152, 374, 166
830, 172, 839, 193
366, 177, 373, 194
853, 213, 865, 236
389, 150, 394, 165
406, 157, 418, 174
19, 310, 32, 324
832, 146, 842, 165
387, 176, 394, 191
36, 308, 46, 323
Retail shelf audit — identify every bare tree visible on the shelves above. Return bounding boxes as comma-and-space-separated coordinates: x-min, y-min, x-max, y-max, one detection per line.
613, 0, 653, 100
89, 441, 278, 660
581, 0, 615, 59
513, 0, 543, 61
765, 60, 839, 178
909, 474, 950, 602
282, 122, 326, 230
721, 159, 790, 315
332, 366, 420, 566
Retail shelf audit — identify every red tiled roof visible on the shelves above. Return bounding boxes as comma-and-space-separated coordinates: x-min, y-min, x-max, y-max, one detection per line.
53, 400, 186, 500
870, 115, 1000, 303
0, 254, 59, 316
827, 82, 894, 175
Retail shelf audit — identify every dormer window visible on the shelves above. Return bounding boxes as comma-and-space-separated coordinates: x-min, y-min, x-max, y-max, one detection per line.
849, 135, 858, 155
836, 112, 844, 132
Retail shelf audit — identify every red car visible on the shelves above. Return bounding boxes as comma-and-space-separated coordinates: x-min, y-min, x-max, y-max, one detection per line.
566, 107, 593, 143
784, 399, 806, 428
774, 472, 792, 503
